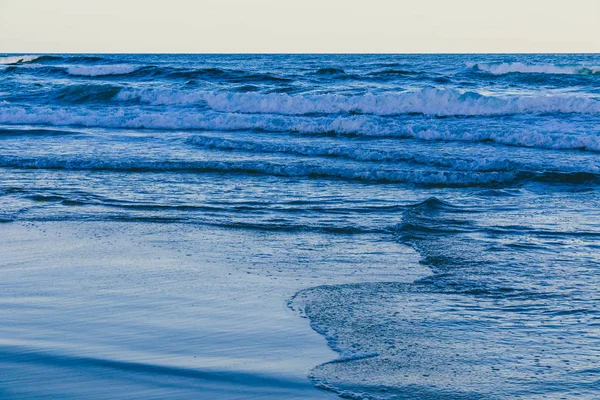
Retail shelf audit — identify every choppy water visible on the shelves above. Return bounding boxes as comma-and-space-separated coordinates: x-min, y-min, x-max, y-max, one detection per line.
1, 54, 599, 399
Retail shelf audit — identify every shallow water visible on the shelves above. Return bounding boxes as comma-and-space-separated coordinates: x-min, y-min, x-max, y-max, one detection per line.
0, 54, 599, 399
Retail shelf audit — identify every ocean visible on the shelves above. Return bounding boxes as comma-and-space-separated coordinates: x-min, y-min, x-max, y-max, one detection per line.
0, 54, 599, 399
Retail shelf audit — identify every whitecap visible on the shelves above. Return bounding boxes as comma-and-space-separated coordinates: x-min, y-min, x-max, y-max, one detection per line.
67, 65, 139, 77
470, 62, 600, 75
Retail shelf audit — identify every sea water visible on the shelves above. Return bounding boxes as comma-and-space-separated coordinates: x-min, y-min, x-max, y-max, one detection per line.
0, 54, 599, 399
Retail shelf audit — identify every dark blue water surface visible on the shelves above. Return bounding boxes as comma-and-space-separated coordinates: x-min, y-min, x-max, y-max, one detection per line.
1, 54, 599, 399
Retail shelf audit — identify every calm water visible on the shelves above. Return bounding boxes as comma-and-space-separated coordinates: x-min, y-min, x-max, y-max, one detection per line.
1, 54, 599, 399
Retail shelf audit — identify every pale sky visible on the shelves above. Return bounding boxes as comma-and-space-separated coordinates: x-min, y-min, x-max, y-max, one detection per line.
0, 0, 598, 53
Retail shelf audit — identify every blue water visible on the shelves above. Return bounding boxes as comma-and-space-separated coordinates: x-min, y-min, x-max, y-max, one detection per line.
1, 54, 599, 399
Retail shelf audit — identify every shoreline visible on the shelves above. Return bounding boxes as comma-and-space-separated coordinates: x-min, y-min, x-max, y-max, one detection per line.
0, 221, 426, 399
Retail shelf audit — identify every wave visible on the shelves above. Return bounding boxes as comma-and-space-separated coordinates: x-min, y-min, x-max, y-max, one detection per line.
52, 84, 122, 103
67, 65, 140, 77
126, 65, 230, 79
532, 171, 600, 184
410, 127, 600, 152
0, 55, 41, 65
0, 104, 401, 133
0, 55, 109, 66
39, 55, 107, 64
6, 62, 294, 83
129, 67, 292, 83
0, 127, 81, 136
1, 106, 600, 152
0, 155, 517, 186
114, 88, 600, 116
0, 345, 314, 393
368, 69, 418, 76
61, 64, 292, 82
471, 62, 600, 75
186, 135, 522, 172
315, 68, 346, 75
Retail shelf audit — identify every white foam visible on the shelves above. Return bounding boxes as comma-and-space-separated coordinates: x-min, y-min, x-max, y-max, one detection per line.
0, 55, 40, 65
115, 88, 600, 116
471, 62, 600, 75
1, 105, 599, 152
409, 127, 600, 152
115, 87, 207, 105
67, 65, 139, 77
0, 105, 408, 136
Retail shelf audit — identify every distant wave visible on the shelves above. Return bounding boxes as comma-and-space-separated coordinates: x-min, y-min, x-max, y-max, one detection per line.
368, 69, 419, 77
126, 67, 292, 82
61, 64, 292, 82
129, 66, 234, 80
3, 62, 294, 83
0, 55, 109, 66
67, 65, 140, 77
114, 88, 600, 116
0, 55, 41, 65
36, 55, 108, 64
470, 62, 600, 75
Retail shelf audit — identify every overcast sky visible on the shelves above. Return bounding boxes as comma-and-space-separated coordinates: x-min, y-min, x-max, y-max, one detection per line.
1, 0, 598, 53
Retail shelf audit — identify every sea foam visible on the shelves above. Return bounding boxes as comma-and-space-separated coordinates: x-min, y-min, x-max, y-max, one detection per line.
1, 105, 599, 152
0, 55, 41, 65
115, 88, 600, 116
471, 62, 600, 75
67, 65, 140, 77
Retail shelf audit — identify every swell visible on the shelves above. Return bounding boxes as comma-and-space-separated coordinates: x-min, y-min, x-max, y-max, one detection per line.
0, 211, 385, 233
18, 189, 408, 216
2, 62, 294, 82
51, 84, 123, 103
0, 345, 311, 389
0, 156, 518, 186
22, 55, 108, 64
186, 135, 523, 172
0, 127, 81, 136
3, 154, 597, 186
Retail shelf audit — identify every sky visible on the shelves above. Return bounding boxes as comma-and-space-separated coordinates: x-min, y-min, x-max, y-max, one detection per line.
0, 0, 598, 53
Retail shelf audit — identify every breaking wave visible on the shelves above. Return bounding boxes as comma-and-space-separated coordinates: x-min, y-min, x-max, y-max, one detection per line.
471, 62, 600, 75
67, 65, 140, 77
1, 106, 599, 152
0, 55, 41, 65
0, 54, 109, 67
115, 88, 600, 116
